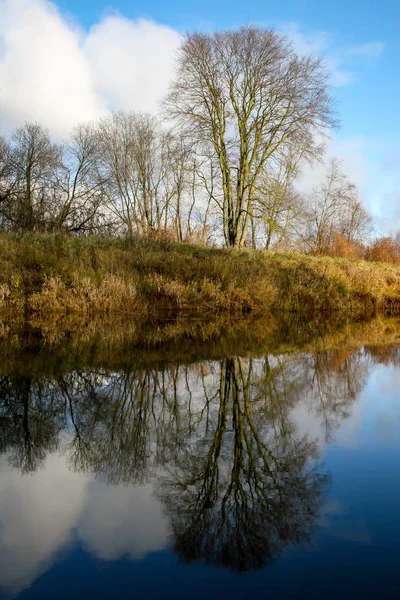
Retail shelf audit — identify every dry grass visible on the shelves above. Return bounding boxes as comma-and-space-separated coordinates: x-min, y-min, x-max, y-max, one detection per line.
28, 275, 137, 314
1, 233, 400, 319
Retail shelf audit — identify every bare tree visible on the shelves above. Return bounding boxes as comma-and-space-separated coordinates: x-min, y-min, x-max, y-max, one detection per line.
166, 26, 336, 248
2, 123, 63, 231
96, 111, 170, 235
337, 191, 373, 244
0, 136, 12, 200
0, 123, 111, 234
251, 145, 308, 249
305, 158, 372, 253
160, 130, 194, 240
0, 136, 15, 230
55, 123, 111, 234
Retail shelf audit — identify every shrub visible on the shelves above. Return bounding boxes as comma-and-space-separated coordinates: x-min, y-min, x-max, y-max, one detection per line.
365, 237, 400, 265
326, 232, 363, 260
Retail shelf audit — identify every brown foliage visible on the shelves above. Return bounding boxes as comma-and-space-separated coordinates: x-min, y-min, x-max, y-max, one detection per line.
325, 232, 363, 260
327, 349, 354, 372
365, 237, 400, 265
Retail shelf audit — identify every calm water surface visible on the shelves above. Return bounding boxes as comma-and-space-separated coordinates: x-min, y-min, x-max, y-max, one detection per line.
1, 322, 400, 599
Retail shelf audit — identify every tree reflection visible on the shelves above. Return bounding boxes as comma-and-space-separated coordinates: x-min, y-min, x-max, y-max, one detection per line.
304, 348, 369, 441
0, 342, 388, 571
158, 357, 328, 571
58, 367, 189, 484
0, 375, 63, 473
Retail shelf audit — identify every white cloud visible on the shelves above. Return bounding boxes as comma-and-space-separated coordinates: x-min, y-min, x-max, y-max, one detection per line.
346, 42, 384, 60
0, 0, 105, 136
0, 2, 385, 139
374, 193, 400, 234
297, 135, 369, 197
281, 22, 330, 57
0, 0, 181, 137
330, 136, 370, 195
84, 15, 181, 115
0, 450, 169, 598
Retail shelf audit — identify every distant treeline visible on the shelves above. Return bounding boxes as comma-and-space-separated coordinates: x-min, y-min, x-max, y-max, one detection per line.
4, 26, 395, 254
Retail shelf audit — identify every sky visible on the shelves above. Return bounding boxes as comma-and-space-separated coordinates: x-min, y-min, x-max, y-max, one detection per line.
0, 0, 398, 232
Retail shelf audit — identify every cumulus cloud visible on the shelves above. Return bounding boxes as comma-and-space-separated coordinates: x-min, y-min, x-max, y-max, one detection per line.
84, 15, 181, 115
0, 0, 105, 136
0, 0, 181, 137
0, 1, 385, 138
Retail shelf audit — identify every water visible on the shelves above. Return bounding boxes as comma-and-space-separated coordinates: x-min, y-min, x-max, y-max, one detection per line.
1, 318, 400, 599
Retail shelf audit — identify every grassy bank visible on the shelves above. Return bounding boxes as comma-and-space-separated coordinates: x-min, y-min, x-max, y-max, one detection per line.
2, 233, 400, 319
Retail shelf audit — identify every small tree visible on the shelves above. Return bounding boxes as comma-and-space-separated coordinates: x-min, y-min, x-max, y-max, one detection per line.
4, 123, 63, 231
55, 123, 110, 234
305, 158, 371, 253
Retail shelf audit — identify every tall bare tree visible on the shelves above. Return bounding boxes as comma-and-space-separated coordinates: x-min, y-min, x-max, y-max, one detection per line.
166, 26, 336, 247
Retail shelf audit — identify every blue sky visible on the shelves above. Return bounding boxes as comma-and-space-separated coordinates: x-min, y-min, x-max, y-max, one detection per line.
0, 0, 398, 231
55, 0, 397, 137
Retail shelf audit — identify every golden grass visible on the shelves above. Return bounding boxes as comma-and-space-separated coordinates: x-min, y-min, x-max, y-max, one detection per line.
1, 233, 400, 318
28, 275, 137, 314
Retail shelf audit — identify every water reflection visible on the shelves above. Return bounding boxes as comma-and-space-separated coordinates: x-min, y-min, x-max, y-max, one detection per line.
0, 375, 63, 473
157, 357, 328, 571
0, 320, 399, 596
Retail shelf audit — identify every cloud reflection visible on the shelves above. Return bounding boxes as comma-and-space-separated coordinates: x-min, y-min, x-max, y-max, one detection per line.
0, 453, 169, 597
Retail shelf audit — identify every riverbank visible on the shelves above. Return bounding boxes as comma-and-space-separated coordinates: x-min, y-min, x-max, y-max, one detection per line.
1, 233, 400, 319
